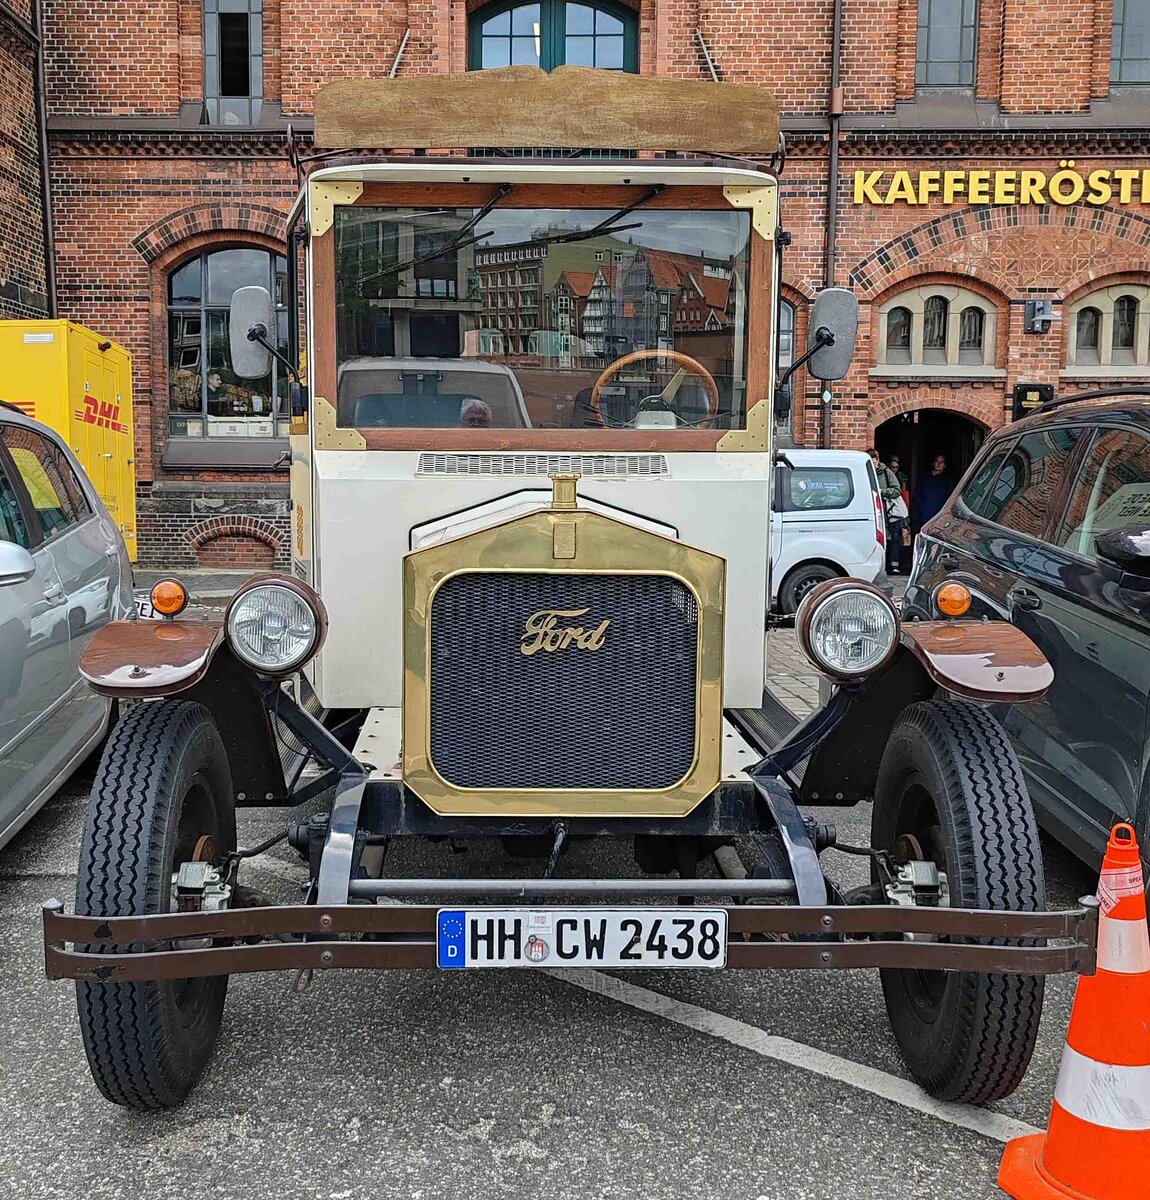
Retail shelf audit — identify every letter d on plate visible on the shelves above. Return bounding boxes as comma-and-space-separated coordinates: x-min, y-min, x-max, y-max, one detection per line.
438, 909, 467, 968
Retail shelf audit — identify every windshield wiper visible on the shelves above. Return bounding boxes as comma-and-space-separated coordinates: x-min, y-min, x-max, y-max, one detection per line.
359, 183, 512, 285
497, 185, 666, 252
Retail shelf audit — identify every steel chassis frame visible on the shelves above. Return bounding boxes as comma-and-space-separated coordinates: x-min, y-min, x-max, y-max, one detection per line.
42, 678, 1101, 983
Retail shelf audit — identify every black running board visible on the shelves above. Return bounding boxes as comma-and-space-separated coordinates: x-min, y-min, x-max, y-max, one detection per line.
728, 687, 807, 785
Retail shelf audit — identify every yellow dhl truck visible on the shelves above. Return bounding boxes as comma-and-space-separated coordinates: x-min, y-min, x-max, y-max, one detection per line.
0, 319, 138, 560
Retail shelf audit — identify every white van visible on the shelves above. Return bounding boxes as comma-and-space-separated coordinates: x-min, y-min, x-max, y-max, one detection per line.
770, 449, 887, 613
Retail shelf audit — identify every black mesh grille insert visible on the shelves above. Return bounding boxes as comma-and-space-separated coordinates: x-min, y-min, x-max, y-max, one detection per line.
428, 572, 699, 790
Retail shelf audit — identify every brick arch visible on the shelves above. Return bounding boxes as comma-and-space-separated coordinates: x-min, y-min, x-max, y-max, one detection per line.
132, 204, 287, 264
781, 276, 819, 303
868, 389, 1003, 437
1064, 268, 1150, 306
848, 205, 1150, 300
190, 521, 281, 569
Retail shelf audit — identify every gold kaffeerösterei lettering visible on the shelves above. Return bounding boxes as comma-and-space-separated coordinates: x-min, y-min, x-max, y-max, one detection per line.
853, 160, 1150, 207
520, 608, 611, 656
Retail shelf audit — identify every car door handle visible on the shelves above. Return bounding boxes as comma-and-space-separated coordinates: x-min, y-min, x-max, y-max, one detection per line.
43, 582, 64, 602
938, 551, 959, 569
1010, 587, 1043, 611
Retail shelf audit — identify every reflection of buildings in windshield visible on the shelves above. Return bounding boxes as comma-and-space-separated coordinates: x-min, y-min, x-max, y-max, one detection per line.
334, 207, 748, 430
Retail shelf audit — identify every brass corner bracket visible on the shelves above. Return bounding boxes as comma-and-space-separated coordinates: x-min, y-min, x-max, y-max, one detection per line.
310, 181, 364, 237
313, 397, 367, 450
723, 183, 778, 242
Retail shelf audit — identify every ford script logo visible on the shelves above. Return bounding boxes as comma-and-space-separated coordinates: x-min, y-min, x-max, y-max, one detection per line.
520, 607, 611, 656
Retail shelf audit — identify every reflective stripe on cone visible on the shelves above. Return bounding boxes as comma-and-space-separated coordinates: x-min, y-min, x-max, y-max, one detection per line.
1053, 1045, 1150, 1132
1096, 911, 1150, 975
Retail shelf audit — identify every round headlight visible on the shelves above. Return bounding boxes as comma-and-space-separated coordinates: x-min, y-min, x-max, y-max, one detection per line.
798, 582, 899, 679
226, 581, 323, 674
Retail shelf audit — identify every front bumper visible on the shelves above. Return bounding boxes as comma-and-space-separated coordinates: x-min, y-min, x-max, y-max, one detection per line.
43, 886, 1099, 982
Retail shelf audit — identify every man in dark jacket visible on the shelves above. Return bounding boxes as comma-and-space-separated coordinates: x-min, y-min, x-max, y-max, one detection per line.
913, 453, 953, 531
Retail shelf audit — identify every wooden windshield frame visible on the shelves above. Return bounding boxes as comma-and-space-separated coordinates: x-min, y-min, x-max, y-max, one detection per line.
310, 181, 774, 452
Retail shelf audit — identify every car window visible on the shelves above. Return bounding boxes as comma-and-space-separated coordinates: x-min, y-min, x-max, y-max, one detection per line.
1055, 428, 1150, 560
1, 426, 90, 541
976, 427, 1085, 540
0, 463, 30, 549
779, 467, 855, 512
960, 442, 1015, 515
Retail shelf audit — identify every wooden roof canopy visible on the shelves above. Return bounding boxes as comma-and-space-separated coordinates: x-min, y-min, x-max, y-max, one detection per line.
313, 66, 781, 156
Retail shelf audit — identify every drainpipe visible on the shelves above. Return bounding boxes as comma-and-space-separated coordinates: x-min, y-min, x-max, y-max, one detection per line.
820, 0, 843, 447
31, 0, 57, 317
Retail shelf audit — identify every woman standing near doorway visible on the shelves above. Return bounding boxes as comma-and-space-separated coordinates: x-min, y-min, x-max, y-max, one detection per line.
870, 448, 908, 574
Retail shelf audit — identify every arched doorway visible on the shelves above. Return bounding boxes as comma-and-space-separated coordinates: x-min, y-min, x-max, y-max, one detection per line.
874, 407, 985, 512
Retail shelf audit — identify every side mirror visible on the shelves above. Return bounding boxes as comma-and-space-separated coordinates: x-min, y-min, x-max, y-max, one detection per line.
0, 542, 36, 587
229, 285, 274, 380
806, 287, 859, 382
1096, 525, 1150, 578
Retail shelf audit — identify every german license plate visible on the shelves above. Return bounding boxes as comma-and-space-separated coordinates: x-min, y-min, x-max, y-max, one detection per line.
436, 908, 727, 969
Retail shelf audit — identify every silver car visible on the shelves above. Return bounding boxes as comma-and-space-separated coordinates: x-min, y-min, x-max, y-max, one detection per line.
0, 406, 131, 848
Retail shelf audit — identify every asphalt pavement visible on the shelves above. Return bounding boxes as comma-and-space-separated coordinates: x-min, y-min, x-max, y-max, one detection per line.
0, 621, 1098, 1200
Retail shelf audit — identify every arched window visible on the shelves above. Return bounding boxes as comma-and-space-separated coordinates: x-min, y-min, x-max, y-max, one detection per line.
469, 0, 638, 72
776, 299, 797, 439
167, 247, 287, 439
923, 295, 949, 362
886, 306, 911, 364
876, 285, 998, 374
1066, 284, 1150, 373
778, 299, 795, 372
1075, 307, 1101, 363
1114, 295, 1138, 361
958, 305, 984, 364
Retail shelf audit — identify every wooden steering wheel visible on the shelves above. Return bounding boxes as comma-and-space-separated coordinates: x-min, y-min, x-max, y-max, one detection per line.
589, 349, 721, 429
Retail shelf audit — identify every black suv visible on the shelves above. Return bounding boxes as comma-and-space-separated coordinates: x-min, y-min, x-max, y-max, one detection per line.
904, 389, 1150, 869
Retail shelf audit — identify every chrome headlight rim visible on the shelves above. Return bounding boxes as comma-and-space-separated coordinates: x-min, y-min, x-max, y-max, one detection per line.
796, 578, 900, 680
224, 574, 327, 676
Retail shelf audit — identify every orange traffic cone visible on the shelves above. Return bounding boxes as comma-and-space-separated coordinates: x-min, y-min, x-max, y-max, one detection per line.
999, 822, 1150, 1200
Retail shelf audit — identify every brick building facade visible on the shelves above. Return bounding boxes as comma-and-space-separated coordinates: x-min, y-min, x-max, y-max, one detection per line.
1, 0, 50, 320
32, 0, 1150, 564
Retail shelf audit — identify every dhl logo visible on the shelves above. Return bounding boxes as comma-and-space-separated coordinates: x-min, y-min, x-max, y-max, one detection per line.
3, 401, 35, 418
74, 394, 128, 434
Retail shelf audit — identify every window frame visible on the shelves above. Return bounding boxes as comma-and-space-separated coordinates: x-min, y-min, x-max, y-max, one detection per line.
916, 0, 978, 88
468, 0, 639, 73
1112, 0, 1150, 85
204, 0, 264, 126
166, 246, 289, 443
874, 284, 1000, 379
1065, 284, 1150, 376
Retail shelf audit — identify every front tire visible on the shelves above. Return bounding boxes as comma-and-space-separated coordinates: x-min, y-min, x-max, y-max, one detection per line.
779, 563, 837, 614
75, 700, 235, 1110
872, 699, 1045, 1104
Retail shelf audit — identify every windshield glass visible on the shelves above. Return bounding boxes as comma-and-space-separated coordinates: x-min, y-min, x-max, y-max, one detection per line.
333, 204, 752, 431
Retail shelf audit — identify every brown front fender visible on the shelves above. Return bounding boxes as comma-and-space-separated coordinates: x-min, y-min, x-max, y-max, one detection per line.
79, 620, 288, 804
80, 619, 225, 698
898, 620, 1052, 702
799, 620, 1050, 806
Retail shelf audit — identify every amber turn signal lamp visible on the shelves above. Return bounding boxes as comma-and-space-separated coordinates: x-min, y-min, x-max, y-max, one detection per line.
150, 578, 188, 618
936, 581, 971, 618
